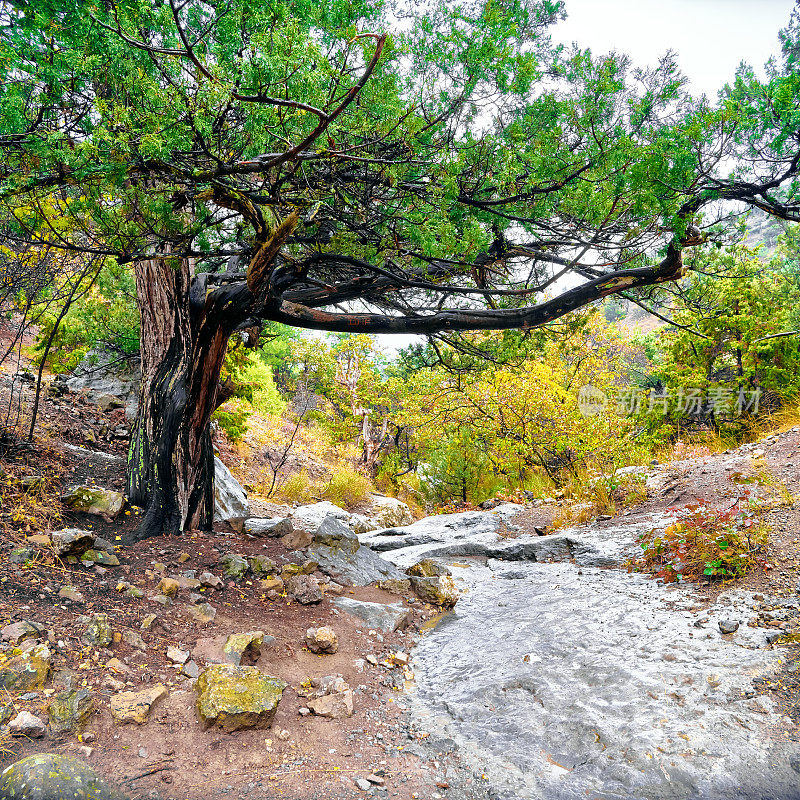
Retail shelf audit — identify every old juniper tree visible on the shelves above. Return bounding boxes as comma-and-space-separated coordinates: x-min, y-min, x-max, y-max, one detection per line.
1, 0, 798, 537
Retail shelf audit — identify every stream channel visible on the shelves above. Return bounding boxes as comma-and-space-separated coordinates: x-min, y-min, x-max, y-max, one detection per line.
361, 506, 800, 800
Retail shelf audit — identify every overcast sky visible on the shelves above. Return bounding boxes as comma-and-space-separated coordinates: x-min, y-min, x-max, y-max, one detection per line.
555, 0, 795, 97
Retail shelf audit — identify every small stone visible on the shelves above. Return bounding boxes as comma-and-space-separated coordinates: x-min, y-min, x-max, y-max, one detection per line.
82, 614, 113, 647
366, 774, 385, 786
8, 711, 46, 738
58, 586, 85, 603
248, 555, 277, 577
81, 549, 120, 567
393, 651, 410, 666
179, 552, 191, 563
307, 690, 354, 718
0, 644, 51, 690
260, 577, 284, 593
286, 574, 323, 605
109, 684, 168, 724
199, 571, 223, 590
365, 655, 379, 666
26, 534, 51, 547
48, 688, 95, 735
151, 594, 172, 606
121, 630, 147, 651
1, 620, 44, 645
298, 707, 311, 716
223, 631, 265, 666
719, 619, 740, 635
355, 778, 372, 791
187, 603, 217, 624
276, 728, 291, 741
305, 626, 339, 654
51, 528, 95, 557
182, 660, 200, 679
220, 553, 249, 580
9, 548, 34, 564
157, 577, 180, 597
166, 646, 189, 665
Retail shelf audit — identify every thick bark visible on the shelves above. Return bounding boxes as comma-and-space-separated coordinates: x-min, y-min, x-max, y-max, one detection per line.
126, 251, 230, 539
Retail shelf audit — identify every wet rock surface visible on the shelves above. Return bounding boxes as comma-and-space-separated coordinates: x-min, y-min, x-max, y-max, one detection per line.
410, 552, 800, 800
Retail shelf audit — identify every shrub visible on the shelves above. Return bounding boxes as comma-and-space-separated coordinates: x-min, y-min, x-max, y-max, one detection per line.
322, 466, 372, 509
630, 498, 768, 583
212, 403, 252, 444
279, 471, 315, 504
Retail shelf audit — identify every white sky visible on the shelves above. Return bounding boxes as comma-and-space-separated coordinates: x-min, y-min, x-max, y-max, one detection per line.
555, 0, 795, 98
370, 0, 796, 355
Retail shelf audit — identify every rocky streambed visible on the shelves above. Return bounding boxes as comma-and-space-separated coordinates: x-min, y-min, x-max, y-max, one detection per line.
363, 507, 800, 800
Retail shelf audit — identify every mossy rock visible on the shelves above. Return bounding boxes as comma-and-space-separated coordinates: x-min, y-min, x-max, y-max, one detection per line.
81, 549, 120, 567
82, 614, 113, 647
248, 555, 277, 577
222, 631, 264, 666
406, 559, 451, 578
411, 575, 460, 608
0, 754, 128, 800
60, 485, 125, 518
220, 553, 249, 580
196, 664, 286, 732
48, 688, 95, 735
0, 644, 51, 691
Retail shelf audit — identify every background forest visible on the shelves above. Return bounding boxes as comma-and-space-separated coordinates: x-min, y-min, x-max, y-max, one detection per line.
7, 215, 799, 519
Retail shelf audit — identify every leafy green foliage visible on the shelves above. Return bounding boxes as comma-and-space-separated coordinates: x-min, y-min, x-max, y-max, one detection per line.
636, 242, 800, 442
34, 260, 138, 372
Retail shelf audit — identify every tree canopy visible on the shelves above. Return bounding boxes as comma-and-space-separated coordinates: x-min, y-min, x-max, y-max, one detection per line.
1, 0, 799, 536
1, 0, 796, 335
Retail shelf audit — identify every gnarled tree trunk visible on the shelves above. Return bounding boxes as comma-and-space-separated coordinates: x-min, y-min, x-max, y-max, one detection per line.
126, 251, 234, 539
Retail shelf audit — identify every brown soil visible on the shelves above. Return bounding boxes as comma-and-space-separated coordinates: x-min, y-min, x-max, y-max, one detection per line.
0, 351, 488, 800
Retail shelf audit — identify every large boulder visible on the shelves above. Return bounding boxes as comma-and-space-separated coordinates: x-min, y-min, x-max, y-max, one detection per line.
213, 457, 248, 532
0, 754, 128, 800
308, 516, 405, 587
195, 664, 287, 732
61, 486, 125, 518
67, 348, 140, 422
332, 597, 411, 633
291, 501, 375, 534
368, 495, 414, 528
